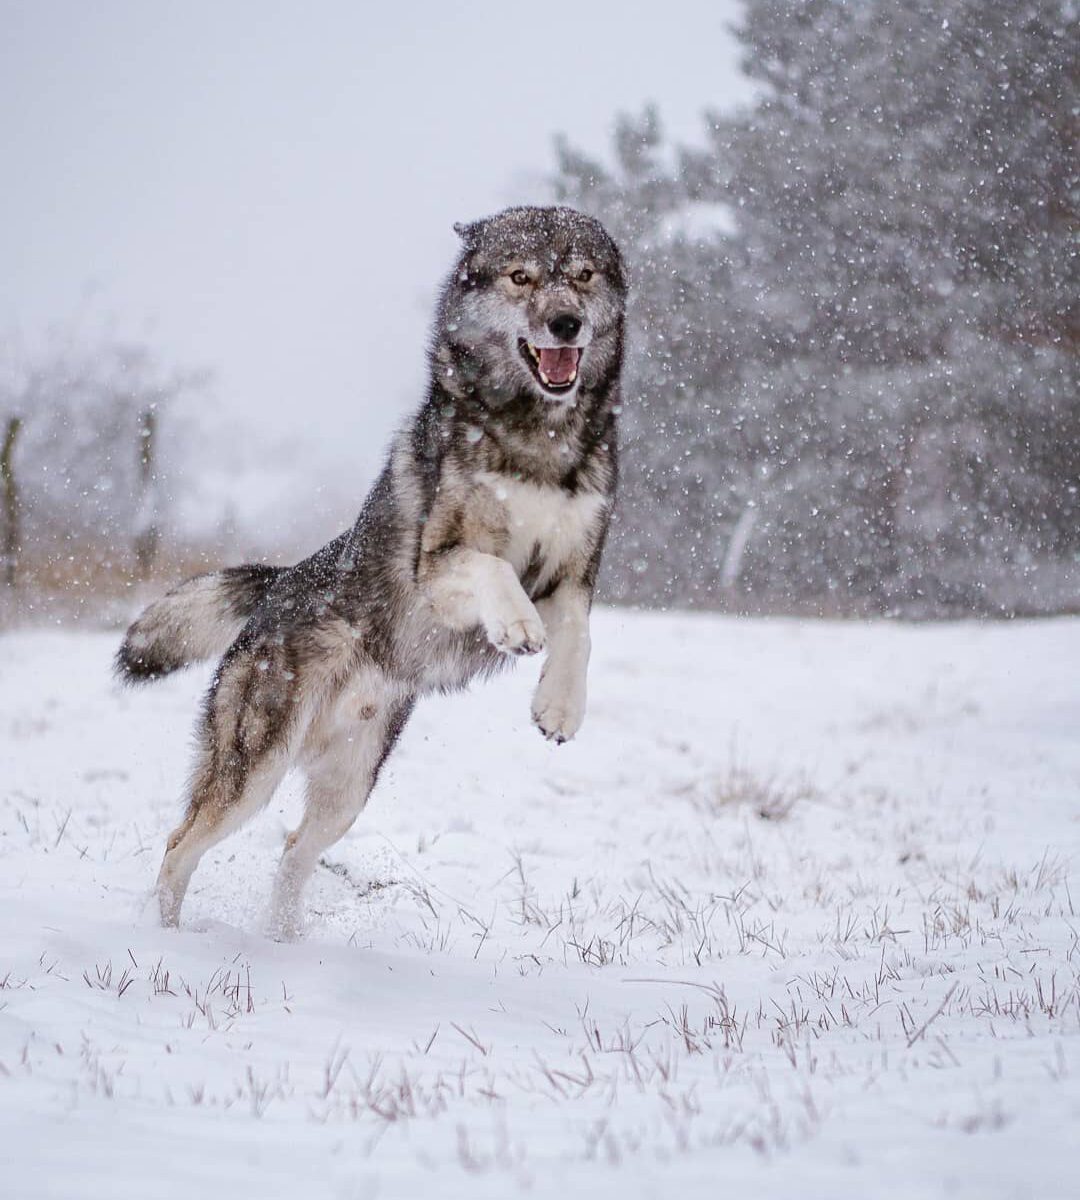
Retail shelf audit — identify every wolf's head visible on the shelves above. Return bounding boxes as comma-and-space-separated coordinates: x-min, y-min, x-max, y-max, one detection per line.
434, 206, 626, 408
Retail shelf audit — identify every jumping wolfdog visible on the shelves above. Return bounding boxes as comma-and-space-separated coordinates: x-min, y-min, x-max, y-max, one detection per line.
116, 205, 626, 939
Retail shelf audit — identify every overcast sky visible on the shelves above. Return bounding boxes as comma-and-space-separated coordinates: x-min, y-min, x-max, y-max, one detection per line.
1, 0, 751, 538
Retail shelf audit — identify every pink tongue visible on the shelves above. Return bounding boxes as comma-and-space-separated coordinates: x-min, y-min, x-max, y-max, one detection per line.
538, 346, 579, 384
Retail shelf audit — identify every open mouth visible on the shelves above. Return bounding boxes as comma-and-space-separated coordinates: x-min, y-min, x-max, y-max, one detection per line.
518, 340, 582, 395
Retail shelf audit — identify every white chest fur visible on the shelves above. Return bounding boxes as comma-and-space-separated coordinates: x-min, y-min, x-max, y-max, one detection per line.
477, 471, 606, 585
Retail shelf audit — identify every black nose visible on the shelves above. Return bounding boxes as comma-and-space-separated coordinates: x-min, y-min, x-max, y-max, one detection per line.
547, 313, 582, 342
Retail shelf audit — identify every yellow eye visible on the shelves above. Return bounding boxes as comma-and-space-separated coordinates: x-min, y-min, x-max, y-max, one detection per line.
509, 269, 529, 286
577, 268, 594, 283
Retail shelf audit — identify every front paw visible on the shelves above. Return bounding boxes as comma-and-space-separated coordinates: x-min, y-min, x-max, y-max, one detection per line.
531, 682, 585, 744
489, 611, 546, 656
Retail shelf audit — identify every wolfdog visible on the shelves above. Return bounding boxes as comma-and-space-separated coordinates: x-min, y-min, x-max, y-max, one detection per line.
116, 205, 626, 939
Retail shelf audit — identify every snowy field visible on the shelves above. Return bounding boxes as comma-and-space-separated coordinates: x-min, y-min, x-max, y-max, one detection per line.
1, 609, 1078, 1199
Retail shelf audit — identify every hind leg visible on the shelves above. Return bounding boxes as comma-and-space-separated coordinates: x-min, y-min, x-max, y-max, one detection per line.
157, 642, 304, 926
268, 691, 414, 941
157, 753, 290, 925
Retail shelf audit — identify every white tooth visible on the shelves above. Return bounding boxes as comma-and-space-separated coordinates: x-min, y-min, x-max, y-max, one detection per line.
539, 369, 551, 385
568, 369, 577, 383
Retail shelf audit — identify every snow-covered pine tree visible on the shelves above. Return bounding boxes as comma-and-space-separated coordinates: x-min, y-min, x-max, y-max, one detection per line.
556, 109, 758, 608
556, 0, 1078, 614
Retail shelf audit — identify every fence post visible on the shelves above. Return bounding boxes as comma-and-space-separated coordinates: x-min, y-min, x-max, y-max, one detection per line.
134, 406, 159, 580
1, 415, 22, 587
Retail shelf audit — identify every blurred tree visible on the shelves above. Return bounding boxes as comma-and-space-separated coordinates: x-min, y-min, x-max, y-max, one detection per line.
0, 331, 204, 588
556, 0, 1078, 614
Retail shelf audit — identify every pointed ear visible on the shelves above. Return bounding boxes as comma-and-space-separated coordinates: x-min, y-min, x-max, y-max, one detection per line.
453, 216, 489, 245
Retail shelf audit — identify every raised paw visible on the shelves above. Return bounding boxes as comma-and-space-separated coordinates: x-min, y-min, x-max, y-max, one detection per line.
490, 614, 546, 656
531, 684, 585, 744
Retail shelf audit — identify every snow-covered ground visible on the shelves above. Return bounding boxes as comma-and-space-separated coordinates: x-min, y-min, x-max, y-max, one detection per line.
1, 610, 1078, 1199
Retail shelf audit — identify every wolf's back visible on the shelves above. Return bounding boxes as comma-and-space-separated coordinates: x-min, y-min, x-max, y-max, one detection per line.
115, 564, 284, 684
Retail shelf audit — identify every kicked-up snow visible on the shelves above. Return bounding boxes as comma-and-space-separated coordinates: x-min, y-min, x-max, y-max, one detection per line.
1, 610, 1078, 1198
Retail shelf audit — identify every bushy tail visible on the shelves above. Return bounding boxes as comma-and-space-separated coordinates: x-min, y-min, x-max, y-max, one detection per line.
115, 564, 285, 684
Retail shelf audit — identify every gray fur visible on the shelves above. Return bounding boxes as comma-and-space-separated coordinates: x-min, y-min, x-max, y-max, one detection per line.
116, 564, 282, 681
122, 205, 626, 938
